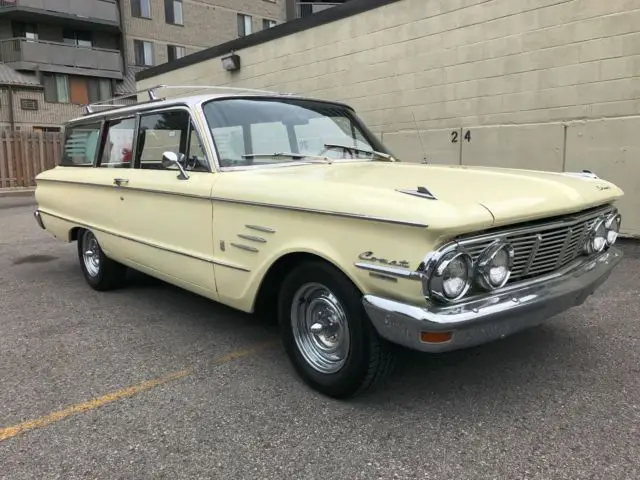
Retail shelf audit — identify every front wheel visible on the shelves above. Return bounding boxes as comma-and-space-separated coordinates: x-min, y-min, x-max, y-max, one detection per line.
278, 261, 395, 399
77, 229, 127, 291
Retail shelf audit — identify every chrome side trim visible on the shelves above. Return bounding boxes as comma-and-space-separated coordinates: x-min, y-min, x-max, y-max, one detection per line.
354, 262, 422, 280
36, 178, 213, 200
245, 224, 276, 233
34, 210, 45, 230
231, 242, 259, 253
37, 209, 250, 272
211, 197, 428, 228
237, 234, 267, 243
368, 272, 398, 283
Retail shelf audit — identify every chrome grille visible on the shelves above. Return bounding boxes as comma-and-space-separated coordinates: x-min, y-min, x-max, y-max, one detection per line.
457, 206, 614, 284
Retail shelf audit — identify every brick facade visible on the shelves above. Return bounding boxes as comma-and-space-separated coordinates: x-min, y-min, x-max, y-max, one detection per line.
122, 0, 286, 69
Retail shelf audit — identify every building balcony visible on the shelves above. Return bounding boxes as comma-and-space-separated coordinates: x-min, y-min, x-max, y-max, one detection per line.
0, 0, 120, 31
0, 38, 123, 79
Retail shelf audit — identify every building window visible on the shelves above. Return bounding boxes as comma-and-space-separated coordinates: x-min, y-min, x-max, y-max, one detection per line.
88, 78, 113, 103
134, 40, 154, 66
237, 14, 252, 37
63, 29, 92, 48
167, 45, 186, 62
165, 0, 183, 25
20, 99, 38, 111
132, 0, 151, 19
262, 19, 277, 29
12, 21, 38, 42
43, 73, 71, 103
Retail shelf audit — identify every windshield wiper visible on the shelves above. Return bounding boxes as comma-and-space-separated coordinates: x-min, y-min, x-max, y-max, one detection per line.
242, 152, 333, 164
323, 143, 397, 162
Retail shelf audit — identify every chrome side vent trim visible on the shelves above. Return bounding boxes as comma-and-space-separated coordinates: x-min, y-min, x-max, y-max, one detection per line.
396, 186, 437, 200
238, 234, 267, 243
245, 224, 275, 233
231, 243, 259, 253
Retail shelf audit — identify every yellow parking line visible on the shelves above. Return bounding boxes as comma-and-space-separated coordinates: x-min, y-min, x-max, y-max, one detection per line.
0, 342, 275, 443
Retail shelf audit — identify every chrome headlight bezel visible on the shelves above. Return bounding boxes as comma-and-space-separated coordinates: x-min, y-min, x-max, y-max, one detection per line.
423, 250, 473, 303
583, 216, 608, 254
604, 212, 622, 246
474, 240, 515, 291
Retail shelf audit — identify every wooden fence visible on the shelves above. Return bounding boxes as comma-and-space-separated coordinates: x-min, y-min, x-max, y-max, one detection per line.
0, 131, 63, 188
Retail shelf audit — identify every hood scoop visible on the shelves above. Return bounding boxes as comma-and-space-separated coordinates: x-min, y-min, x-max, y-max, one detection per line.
396, 185, 437, 200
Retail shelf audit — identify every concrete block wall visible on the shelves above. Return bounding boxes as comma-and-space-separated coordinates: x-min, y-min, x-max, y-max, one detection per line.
137, 0, 640, 236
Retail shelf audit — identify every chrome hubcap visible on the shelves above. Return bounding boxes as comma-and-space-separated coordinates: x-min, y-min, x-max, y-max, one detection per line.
291, 283, 350, 374
82, 231, 101, 277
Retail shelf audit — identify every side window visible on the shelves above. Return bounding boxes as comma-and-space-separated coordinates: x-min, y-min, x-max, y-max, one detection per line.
98, 117, 136, 168
60, 122, 101, 166
136, 110, 208, 171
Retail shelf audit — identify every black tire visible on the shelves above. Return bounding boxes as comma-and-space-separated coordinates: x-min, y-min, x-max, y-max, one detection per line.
278, 260, 395, 399
77, 229, 127, 291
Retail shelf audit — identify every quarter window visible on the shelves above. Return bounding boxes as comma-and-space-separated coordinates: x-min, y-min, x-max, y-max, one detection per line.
99, 118, 136, 168
60, 122, 102, 166
135, 110, 208, 172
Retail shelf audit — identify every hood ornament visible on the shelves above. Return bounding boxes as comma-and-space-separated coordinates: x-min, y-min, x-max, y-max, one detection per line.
396, 186, 437, 200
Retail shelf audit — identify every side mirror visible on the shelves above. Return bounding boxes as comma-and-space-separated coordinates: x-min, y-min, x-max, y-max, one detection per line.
161, 151, 189, 180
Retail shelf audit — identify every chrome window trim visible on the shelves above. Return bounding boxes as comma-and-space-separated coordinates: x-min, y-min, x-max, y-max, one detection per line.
38, 209, 250, 273
135, 104, 214, 173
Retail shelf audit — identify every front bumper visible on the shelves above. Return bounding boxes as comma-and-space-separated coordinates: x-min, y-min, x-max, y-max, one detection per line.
362, 247, 623, 353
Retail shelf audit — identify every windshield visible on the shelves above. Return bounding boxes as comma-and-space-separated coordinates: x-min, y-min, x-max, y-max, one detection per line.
201, 97, 389, 167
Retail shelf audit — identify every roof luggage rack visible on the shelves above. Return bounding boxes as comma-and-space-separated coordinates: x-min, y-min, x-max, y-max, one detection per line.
82, 84, 295, 115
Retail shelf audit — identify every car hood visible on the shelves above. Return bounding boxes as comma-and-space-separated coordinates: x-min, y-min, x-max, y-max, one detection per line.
216, 162, 623, 232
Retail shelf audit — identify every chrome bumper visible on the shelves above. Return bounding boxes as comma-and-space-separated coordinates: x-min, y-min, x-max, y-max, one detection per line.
34, 209, 45, 230
363, 248, 623, 353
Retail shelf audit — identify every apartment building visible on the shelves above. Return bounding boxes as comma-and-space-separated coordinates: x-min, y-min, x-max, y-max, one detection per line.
0, 0, 288, 131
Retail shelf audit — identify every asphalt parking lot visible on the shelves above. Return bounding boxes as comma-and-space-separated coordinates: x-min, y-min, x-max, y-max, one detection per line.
1, 197, 639, 480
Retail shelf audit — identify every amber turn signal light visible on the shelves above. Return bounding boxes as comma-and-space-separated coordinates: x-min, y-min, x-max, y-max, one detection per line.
420, 331, 453, 343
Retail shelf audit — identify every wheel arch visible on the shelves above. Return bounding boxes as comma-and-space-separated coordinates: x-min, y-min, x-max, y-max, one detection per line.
252, 249, 365, 320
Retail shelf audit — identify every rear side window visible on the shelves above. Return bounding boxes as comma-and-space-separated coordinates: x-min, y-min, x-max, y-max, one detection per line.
60, 122, 102, 166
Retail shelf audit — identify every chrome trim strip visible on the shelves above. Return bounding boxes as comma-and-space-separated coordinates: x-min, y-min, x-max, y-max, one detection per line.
231, 242, 259, 253
522, 233, 542, 276
456, 205, 616, 246
237, 234, 267, 243
354, 262, 422, 280
34, 210, 45, 230
35, 178, 212, 200
37, 209, 250, 272
211, 197, 428, 228
368, 272, 398, 283
245, 224, 276, 233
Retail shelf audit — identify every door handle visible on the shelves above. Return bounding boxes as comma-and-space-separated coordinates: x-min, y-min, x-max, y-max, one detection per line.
113, 178, 129, 187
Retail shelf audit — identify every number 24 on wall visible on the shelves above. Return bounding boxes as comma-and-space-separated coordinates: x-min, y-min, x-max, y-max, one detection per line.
451, 130, 471, 143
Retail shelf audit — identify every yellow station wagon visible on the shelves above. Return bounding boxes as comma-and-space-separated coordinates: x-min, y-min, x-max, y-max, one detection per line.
33, 85, 624, 398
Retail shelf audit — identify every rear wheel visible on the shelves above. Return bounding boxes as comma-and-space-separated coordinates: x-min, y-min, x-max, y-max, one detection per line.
278, 261, 395, 399
77, 229, 127, 291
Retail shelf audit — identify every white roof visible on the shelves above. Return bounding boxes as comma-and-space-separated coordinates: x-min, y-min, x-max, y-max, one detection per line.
67, 85, 350, 125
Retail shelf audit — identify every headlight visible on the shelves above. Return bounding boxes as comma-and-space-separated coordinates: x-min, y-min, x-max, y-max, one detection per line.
475, 241, 514, 290
584, 217, 607, 254
605, 213, 621, 245
425, 251, 472, 302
